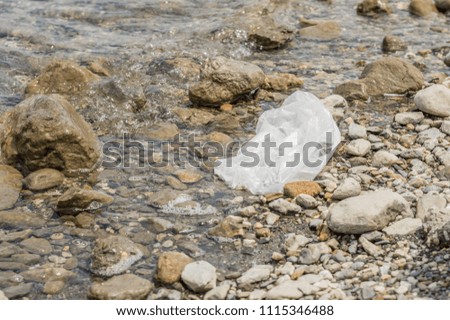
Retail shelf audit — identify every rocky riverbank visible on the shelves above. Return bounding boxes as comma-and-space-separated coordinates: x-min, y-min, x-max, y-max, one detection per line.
0, 0, 450, 300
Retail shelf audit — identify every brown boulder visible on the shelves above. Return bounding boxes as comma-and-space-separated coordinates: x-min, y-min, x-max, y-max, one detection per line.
0, 95, 101, 176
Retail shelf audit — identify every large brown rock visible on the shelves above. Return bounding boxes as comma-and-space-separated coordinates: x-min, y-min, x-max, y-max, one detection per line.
0, 95, 101, 176
334, 57, 424, 99
26, 61, 100, 95
189, 57, 265, 107
0, 165, 23, 210
360, 57, 424, 95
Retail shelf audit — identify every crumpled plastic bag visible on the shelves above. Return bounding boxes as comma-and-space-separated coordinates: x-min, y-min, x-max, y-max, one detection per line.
214, 91, 341, 194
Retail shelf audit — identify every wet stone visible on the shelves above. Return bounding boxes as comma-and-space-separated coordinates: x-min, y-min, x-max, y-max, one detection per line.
20, 238, 53, 255
56, 187, 113, 215
24, 169, 65, 191
2, 283, 33, 299
156, 251, 193, 285
89, 274, 153, 300
0, 165, 23, 211
90, 235, 143, 277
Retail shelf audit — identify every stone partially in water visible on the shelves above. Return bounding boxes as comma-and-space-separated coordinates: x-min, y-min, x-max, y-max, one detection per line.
333, 80, 369, 101
0, 95, 101, 176
56, 187, 113, 215
299, 20, 341, 40
247, 19, 293, 50
382, 35, 407, 53
90, 235, 143, 277
24, 168, 64, 191
88, 274, 153, 300
356, 0, 392, 17
328, 190, 412, 234
359, 57, 424, 96
135, 122, 179, 141
188, 57, 265, 107
0, 165, 23, 210
25, 60, 100, 95
156, 251, 193, 284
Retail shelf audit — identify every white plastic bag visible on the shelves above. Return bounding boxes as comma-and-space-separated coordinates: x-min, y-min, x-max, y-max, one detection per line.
214, 91, 341, 194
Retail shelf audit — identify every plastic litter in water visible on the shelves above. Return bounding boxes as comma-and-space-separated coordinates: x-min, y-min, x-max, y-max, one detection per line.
214, 91, 341, 194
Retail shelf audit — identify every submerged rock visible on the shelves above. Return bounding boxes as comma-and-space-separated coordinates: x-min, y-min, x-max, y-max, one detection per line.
409, 0, 438, 17
26, 60, 100, 95
328, 190, 412, 234
357, 0, 392, 17
382, 35, 407, 53
299, 20, 341, 40
247, 19, 293, 50
0, 210, 45, 229
89, 274, 153, 300
90, 235, 143, 276
414, 84, 450, 117
24, 168, 64, 191
0, 165, 23, 210
0, 95, 101, 176
56, 187, 113, 215
188, 57, 265, 106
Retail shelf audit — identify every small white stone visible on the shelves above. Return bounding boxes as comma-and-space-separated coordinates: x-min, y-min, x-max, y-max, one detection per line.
0, 290, 8, 300
394, 112, 424, 125
346, 139, 371, 157
372, 150, 400, 167
440, 120, 450, 135
181, 261, 216, 293
332, 177, 361, 200
237, 265, 273, 286
204, 283, 230, 300
383, 218, 423, 236
348, 123, 367, 139
295, 194, 318, 208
